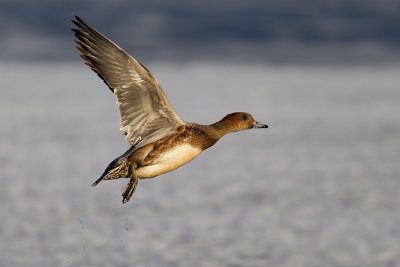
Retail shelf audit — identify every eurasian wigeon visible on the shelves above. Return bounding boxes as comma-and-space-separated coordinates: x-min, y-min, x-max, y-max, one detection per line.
72, 16, 268, 203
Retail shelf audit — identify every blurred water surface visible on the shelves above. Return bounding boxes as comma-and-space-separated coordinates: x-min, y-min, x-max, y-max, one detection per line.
0, 62, 399, 267
1, 0, 400, 63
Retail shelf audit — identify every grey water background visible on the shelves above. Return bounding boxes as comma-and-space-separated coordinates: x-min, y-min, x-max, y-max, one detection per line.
1, 1, 400, 267
1, 0, 400, 63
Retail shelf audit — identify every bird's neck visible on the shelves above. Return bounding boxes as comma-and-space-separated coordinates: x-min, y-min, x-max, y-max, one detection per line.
210, 118, 235, 139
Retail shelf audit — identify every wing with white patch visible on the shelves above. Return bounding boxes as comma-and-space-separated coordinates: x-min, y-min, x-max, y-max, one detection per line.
72, 16, 184, 146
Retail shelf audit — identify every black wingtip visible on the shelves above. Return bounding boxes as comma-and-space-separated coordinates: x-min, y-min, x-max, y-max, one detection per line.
74, 15, 83, 24
71, 16, 87, 29
71, 16, 79, 25
71, 16, 82, 33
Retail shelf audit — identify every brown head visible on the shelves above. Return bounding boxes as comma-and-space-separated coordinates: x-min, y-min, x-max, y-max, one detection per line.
212, 112, 268, 136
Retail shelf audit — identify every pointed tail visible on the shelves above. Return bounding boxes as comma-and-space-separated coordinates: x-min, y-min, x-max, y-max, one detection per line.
92, 146, 137, 186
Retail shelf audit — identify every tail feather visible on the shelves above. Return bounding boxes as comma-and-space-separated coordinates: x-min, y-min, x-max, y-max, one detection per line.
92, 146, 137, 187
92, 176, 104, 187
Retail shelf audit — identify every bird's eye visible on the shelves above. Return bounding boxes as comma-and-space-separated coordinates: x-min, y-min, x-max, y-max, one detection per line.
242, 114, 248, 120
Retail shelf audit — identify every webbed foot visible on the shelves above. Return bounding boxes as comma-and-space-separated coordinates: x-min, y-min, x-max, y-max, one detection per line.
122, 177, 139, 203
122, 163, 139, 203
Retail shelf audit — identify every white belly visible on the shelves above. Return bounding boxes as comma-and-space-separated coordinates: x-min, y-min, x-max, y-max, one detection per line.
136, 144, 202, 178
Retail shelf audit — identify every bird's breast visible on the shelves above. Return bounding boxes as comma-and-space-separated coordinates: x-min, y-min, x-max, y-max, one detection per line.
135, 144, 202, 178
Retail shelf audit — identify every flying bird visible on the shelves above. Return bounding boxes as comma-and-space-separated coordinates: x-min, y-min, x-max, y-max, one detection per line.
72, 16, 268, 203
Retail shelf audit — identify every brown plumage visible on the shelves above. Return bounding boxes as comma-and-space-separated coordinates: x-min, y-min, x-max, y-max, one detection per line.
72, 16, 268, 203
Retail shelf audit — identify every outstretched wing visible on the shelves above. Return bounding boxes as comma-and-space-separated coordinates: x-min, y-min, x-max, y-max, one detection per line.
72, 16, 184, 147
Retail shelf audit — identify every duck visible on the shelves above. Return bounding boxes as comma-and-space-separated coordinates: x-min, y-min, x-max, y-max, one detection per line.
72, 16, 268, 203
